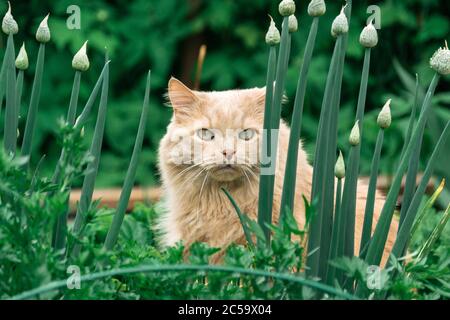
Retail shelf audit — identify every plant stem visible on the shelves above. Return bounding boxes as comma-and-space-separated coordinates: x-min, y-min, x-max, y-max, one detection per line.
307, 38, 341, 277
14, 70, 24, 144
364, 73, 440, 267
258, 16, 290, 243
341, 48, 372, 260
279, 17, 319, 219
257, 44, 277, 244
104, 71, 151, 250
326, 177, 343, 285
318, 35, 348, 279
11, 264, 359, 300
410, 179, 445, 239
52, 71, 82, 251
399, 74, 420, 160
71, 59, 110, 258
359, 128, 384, 258
0, 43, 7, 119
75, 63, 110, 129
21, 43, 46, 163
3, 34, 17, 154
222, 188, 255, 250
390, 121, 450, 260
417, 202, 450, 261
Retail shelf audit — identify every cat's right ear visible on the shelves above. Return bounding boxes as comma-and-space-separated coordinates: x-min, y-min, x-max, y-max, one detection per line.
167, 77, 199, 121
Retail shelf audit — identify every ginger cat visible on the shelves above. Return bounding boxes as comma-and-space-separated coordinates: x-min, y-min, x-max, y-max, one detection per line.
157, 78, 397, 266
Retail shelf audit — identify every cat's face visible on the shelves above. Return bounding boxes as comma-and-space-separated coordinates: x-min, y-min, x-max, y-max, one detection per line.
164, 78, 266, 183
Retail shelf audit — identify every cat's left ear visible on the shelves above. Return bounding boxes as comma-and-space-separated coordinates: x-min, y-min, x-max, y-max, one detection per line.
167, 77, 200, 121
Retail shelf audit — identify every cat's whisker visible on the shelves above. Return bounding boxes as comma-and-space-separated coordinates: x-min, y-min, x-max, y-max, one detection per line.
175, 167, 205, 192
240, 168, 252, 186
243, 166, 258, 180
199, 171, 210, 200
172, 163, 203, 181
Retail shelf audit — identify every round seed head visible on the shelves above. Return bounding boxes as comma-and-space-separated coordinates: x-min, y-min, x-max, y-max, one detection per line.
15, 43, 28, 70
279, 0, 296, 17
265, 16, 281, 46
308, 0, 326, 17
36, 14, 51, 43
430, 42, 450, 76
359, 20, 378, 48
72, 41, 90, 72
2, 2, 18, 35
288, 15, 298, 33
331, 7, 348, 37
335, 150, 345, 179
377, 99, 392, 129
349, 120, 360, 146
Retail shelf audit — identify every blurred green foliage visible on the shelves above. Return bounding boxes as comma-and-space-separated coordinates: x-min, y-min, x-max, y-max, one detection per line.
0, 0, 449, 188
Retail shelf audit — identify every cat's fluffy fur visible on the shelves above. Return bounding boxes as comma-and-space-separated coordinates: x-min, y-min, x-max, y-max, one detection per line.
158, 78, 397, 265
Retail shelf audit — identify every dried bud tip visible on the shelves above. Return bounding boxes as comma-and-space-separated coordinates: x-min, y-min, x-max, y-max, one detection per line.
308, 0, 326, 17
349, 120, 360, 146
2, 2, 18, 35
36, 14, 51, 43
288, 15, 298, 33
377, 99, 392, 129
15, 43, 29, 70
72, 41, 90, 72
265, 16, 281, 46
279, 0, 296, 17
335, 150, 345, 179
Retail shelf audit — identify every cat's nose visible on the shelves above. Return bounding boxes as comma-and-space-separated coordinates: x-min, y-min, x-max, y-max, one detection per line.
222, 149, 236, 161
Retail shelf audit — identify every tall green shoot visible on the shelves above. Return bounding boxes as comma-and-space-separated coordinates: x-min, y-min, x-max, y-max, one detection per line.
21, 14, 50, 162
104, 71, 151, 250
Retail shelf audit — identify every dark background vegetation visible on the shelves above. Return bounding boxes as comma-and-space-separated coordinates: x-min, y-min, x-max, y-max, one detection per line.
0, 0, 449, 196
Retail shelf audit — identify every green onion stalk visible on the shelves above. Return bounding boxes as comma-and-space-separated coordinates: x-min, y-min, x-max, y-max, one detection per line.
390, 120, 450, 261
257, 16, 279, 244
11, 264, 358, 301
0, 2, 18, 119
340, 18, 378, 263
257, 0, 294, 243
326, 150, 345, 284
52, 41, 90, 252
307, 2, 352, 279
416, 202, 450, 261
104, 71, 151, 250
21, 14, 50, 164
364, 42, 450, 268
359, 100, 391, 258
14, 44, 28, 149
399, 75, 420, 160
2, 3, 18, 154
279, 0, 324, 223
71, 53, 110, 258
397, 75, 421, 236
335, 120, 360, 267
318, 4, 356, 279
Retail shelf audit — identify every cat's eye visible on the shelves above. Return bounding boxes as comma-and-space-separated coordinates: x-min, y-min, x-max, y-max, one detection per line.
197, 128, 215, 141
238, 129, 256, 141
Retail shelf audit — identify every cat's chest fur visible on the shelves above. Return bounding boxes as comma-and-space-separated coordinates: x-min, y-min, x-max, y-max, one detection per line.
161, 177, 258, 247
